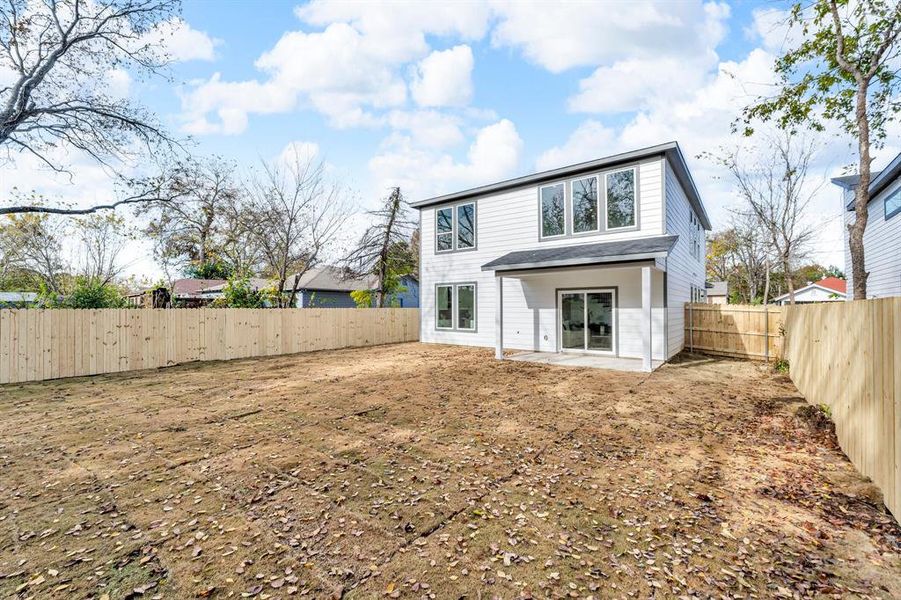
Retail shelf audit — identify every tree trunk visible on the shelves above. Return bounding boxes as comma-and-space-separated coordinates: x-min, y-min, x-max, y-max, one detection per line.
763, 259, 771, 306
848, 84, 872, 300
783, 254, 795, 305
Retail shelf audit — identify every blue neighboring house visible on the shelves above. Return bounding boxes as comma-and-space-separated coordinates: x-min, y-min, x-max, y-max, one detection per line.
286, 266, 419, 308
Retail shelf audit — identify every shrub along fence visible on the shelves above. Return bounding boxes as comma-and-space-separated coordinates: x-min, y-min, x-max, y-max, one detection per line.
684, 303, 783, 361
0, 308, 420, 385
782, 298, 900, 519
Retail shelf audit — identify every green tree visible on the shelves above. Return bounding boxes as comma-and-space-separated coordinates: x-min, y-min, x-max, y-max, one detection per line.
40, 277, 128, 309
740, 0, 901, 299
214, 276, 264, 308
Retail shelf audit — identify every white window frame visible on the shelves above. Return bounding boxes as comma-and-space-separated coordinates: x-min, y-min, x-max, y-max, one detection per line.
435, 202, 477, 254
604, 167, 638, 231
435, 284, 454, 330
456, 202, 477, 250
435, 207, 454, 254
434, 282, 477, 332
539, 182, 567, 239
571, 175, 600, 234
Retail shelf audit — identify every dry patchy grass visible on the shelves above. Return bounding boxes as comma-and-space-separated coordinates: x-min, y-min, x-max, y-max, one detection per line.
0, 343, 898, 599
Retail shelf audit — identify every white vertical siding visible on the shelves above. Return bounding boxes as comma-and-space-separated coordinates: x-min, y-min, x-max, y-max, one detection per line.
843, 178, 901, 298
663, 158, 707, 358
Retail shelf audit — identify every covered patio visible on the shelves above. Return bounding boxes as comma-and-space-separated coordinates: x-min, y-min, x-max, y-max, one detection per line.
482, 235, 677, 372
506, 350, 664, 371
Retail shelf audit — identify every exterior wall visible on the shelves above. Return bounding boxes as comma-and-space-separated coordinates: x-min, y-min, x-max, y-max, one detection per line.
777, 286, 844, 304
296, 290, 358, 308
707, 295, 727, 305
843, 177, 901, 298
394, 276, 420, 308
663, 159, 707, 358
419, 155, 669, 357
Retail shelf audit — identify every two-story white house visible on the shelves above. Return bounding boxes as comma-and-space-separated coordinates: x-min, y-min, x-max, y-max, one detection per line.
832, 150, 901, 299
412, 142, 711, 372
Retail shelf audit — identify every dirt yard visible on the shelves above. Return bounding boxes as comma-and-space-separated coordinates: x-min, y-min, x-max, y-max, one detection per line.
1, 344, 899, 599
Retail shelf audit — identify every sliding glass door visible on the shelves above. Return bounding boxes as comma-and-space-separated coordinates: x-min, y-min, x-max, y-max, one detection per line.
558, 289, 615, 353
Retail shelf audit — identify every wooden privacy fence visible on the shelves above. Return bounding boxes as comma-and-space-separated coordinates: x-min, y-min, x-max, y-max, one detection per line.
685, 303, 783, 361
0, 308, 420, 385
783, 298, 900, 518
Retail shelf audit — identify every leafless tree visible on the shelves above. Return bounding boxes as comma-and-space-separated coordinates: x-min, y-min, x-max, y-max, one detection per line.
244, 148, 352, 308
344, 187, 416, 307
74, 212, 130, 284
714, 134, 818, 304
0, 0, 183, 215
0, 213, 67, 291
140, 156, 240, 275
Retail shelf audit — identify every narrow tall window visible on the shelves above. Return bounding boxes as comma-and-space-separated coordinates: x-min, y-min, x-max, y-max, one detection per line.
572, 176, 598, 233
436, 208, 453, 252
606, 168, 636, 229
540, 183, 565, 237
436, 285, 453, 329
886, 188, 901, 220
457, 284, 475, 330
457, 203, 475, 248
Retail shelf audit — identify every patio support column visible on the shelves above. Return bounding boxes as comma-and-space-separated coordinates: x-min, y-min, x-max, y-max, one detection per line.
641, 266, 652, 372
495, 275, 504, 359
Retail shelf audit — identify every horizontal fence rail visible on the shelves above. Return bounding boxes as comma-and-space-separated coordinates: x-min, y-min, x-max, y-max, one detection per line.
783, 298, 900, 518
685, 303, 783, 361
0, 308, 420, 385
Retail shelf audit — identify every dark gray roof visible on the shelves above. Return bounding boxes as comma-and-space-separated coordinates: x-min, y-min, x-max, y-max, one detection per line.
832, 149, 901, 210
481, 235, 678, 272
706, 281, 728, 296
411, 142, 711, 230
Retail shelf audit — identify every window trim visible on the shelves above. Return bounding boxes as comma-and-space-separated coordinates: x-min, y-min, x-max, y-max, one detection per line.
434, 201, 477, 254
571, 174, 601, 235
435, 284, 455, 330
456, 202, 477, 250
885, 187, 901, 220
604, 166, 638, 232
434, 282, 478, 332
538, 182, 568, 240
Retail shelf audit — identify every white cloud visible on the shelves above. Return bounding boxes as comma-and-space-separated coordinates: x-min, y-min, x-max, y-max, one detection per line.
386, 110, 465, 149
490, 1, 729, 73
369, 119, 523, 201
148, 18, 220, 62
535, 120, 618, 171
410, 45, 475, 107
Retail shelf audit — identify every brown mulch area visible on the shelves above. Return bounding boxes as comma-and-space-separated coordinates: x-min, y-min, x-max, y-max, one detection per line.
0, 343, 898, 599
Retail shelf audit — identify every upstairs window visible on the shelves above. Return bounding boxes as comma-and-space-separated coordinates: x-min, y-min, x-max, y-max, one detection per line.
435, 202, 476, 253
886, 188, 901, 220
540, 183, 566, 238
606, 168, 636, 229
457, 203, 475, 248
572, 176, 599, 233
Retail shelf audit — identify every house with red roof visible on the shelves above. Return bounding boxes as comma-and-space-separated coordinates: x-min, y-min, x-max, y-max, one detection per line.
773, 276, 847, 305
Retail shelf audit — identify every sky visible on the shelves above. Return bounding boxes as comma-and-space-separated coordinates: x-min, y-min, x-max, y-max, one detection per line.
4, 0, 900, 279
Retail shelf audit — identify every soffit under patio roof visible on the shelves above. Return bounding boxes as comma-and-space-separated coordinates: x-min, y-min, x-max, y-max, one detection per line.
481, 235, 678, 273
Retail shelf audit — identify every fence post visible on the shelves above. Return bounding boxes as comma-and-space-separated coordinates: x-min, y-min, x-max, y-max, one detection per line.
764, 305, 769, 363
689, 303, 694, 353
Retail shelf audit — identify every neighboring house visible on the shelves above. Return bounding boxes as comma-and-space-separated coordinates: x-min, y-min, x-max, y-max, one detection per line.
773, 276, 847, 305
411, 141, 710, 372
706, 281, 728, 304
199, 278, 273, 303
390, 274, 420, 308
832, 150, 901, 298
281, 266, 375, 308
0, 291, 39, 308
128, 279, 225, 307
